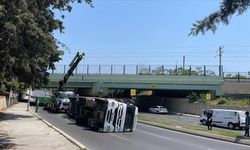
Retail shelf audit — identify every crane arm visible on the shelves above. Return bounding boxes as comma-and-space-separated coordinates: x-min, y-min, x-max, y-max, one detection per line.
58, 52, 84, 91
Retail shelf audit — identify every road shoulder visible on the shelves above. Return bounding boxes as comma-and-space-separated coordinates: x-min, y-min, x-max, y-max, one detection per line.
138, 120, 250, 146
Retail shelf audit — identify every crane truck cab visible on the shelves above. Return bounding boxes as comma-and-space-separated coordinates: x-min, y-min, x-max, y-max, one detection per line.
55, 91, 74, 112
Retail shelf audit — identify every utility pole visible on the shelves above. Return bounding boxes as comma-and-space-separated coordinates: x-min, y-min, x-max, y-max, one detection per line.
216, 46, 224, 76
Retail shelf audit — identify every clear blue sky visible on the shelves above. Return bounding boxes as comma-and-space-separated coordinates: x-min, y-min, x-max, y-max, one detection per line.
53, 0, 250, 73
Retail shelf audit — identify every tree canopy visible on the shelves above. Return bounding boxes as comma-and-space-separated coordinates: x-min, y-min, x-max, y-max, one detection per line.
190, 0, 250, 36
0, 0, 92, 90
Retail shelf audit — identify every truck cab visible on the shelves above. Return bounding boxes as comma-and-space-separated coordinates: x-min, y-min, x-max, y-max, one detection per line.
54, 91, 74, 112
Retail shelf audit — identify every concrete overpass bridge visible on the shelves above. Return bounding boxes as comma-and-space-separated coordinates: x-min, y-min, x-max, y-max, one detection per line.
46, 65, 223, 97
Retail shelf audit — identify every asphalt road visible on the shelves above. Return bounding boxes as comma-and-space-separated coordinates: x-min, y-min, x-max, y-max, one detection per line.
37, 109, 250, 150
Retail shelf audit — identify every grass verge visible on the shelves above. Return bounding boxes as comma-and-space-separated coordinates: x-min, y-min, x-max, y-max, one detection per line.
138, 114, 245, 139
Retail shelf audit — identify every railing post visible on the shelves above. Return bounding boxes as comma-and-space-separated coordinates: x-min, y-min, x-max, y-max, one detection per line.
189, 65, 192, 76
149, 65, 151, 75
87, 65, 89, 75
52, 69, 54, 74
204, 65, 206, 76
123, 65, 126, 75
238, 72, 240, 82
175, 65, 178, 75
99, 65, 101, 75
136, 65, 138, 75
64, 65, 66, 74
111, 65, 113, 75
161, 65, 164, 75
75, 66, 78, 74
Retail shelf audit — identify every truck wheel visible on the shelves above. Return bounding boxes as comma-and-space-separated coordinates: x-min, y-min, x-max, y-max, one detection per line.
98, 128, 103, 132
228, 123, 234, 129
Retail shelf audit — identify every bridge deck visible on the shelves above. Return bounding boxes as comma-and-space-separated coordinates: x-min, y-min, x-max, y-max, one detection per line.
49, 74, 223, 85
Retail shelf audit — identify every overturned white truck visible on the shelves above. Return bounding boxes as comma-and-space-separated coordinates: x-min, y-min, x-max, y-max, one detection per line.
68, 96, 138, 132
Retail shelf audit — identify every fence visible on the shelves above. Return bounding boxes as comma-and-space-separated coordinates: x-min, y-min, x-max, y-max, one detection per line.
49, 64, 221, 76
223, 72, 250, 82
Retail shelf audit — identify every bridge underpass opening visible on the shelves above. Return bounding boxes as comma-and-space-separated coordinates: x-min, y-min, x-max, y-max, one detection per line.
134, 89, 214, 112
83, 88, 213, 113
62, 87, 214, 114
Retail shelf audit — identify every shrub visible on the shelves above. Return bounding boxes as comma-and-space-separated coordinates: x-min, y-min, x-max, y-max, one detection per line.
218, 98, 227, 105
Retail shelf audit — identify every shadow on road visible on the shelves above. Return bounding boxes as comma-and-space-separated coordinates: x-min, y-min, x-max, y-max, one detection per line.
0, 131, 16, 149
0, 112, 32, 121
67, 122, 94, 131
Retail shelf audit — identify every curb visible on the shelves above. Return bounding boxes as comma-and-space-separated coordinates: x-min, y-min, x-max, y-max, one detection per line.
138, 120, 250, 146
29, 110, 88, 150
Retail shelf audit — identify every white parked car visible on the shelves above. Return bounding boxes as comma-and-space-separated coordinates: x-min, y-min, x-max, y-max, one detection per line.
200, 109, 246, 129
148, 105, 168, 114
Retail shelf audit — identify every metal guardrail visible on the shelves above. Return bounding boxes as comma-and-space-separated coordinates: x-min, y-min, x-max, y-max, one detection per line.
223, 72, 250, 78
49, 65, 221, 76
223, 72, 250, 82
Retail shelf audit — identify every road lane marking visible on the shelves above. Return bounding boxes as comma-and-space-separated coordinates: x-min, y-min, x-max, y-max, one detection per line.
138, 123, 250, 148
141, 130, 171, 141
109, 134, 129, 141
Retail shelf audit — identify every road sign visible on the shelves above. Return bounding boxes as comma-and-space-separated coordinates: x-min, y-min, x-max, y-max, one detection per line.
206, 93, 211, 100
130, 89, 136, 96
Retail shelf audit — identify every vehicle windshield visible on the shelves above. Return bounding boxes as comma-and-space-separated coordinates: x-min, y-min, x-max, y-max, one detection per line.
59, 92, 74, 99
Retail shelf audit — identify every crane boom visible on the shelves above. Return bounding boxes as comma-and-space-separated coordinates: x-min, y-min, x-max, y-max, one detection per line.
58, 52, 84, 91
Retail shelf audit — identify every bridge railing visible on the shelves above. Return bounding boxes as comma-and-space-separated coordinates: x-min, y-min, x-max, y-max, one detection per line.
49, 65, 221, 76
223, 72, 250, 82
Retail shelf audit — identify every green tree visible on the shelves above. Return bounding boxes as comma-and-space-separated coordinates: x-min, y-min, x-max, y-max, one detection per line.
138, 65, 150, 75
0, 0, 92, 90
152, 66, 166, 75
190, 0, 249, 36
224, 73, 247, 79
152, 66, 216, 76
